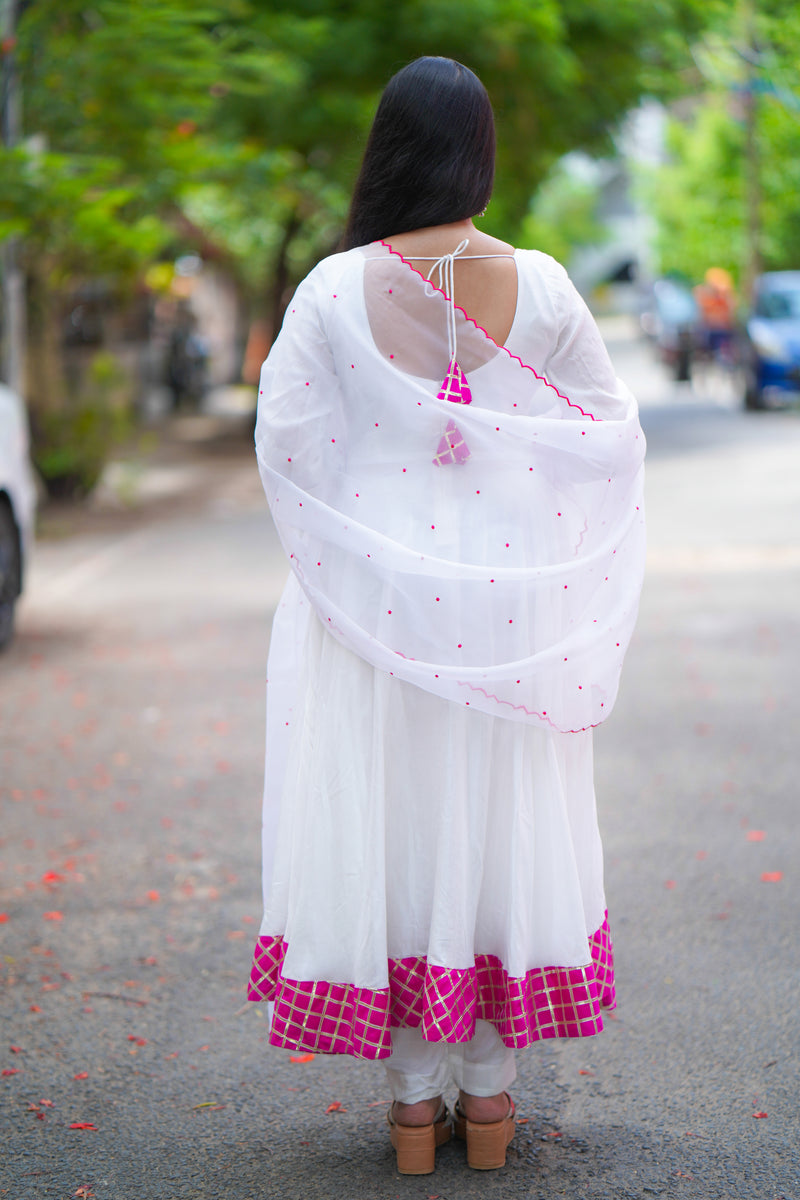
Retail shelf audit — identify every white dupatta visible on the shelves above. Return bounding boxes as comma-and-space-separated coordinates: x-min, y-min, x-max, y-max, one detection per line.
256, 241, 645, 734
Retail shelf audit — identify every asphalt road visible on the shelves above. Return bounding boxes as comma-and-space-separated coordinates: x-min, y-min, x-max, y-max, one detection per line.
2, 334, 799, 1200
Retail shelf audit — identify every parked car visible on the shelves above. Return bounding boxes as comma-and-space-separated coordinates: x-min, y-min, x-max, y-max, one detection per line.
0, 382, 36, 649
741, 271, 800, 410
639, 278, 702, 382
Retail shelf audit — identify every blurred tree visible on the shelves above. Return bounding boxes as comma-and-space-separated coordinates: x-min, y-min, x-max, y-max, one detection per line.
6, 0, 739, 493
519, 161, 609, 266
647, 0, 800, 289
1, 0, 720, 363
196, 0, 716, 320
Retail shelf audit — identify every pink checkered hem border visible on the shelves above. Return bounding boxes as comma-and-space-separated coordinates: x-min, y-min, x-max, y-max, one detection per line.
247, 916, 615, 1061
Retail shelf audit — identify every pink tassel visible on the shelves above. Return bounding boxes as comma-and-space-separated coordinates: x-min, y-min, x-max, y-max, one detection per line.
437, 357, 472, 405
433, 419, 471, 466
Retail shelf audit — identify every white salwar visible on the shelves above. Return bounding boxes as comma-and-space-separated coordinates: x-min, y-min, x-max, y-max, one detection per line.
248, 242, 645, 1066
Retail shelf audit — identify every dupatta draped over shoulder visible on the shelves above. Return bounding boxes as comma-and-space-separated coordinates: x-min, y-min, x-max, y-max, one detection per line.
255, 242, 645, 735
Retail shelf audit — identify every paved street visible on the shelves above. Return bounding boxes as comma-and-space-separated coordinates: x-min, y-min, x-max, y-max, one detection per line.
2, 329, 799, 1200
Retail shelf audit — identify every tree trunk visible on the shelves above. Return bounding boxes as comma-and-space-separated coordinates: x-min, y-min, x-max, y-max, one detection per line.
25, 256, 67, 415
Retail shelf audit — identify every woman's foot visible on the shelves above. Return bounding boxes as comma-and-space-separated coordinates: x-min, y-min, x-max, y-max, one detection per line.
388, 1096, 451, 1175
454, 1091, 516, 1170
457, 1090, 512, 1123
392, 1095, 444, 1127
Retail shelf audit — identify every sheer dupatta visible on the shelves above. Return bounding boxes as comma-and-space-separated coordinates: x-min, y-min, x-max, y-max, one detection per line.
255, 242, 645, 734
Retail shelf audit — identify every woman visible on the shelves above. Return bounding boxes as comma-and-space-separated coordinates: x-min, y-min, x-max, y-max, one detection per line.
248, 57, 645, 1175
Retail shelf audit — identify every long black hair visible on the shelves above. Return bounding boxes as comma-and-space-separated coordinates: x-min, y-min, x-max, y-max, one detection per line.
343, 57, 495, 250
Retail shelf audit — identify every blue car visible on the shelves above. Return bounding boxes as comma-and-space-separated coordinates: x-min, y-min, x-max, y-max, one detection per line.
743, 272, 800, 409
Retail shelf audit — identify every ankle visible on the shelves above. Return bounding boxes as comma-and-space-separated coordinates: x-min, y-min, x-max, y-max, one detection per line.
458, 1090, 510, 1123
393, 1095, 442, 1127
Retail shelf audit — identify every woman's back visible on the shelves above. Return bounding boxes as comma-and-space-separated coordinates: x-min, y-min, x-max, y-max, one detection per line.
384, 225, 518, 348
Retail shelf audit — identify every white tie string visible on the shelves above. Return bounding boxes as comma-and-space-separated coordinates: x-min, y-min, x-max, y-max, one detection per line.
427, 237, 471, 364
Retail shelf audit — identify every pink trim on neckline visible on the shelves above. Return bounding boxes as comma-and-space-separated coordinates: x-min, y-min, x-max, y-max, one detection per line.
247, 915, 615, 1060
379, 240, 599, 422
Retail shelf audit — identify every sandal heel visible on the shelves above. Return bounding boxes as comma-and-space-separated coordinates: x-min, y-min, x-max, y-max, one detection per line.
388, 1103, 451, 1176
390, 1122, 436, 1174
463, 1115, 514, 1169
454, 1095, 516, 1170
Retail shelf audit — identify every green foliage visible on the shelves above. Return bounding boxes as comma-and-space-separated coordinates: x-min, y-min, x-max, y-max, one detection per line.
647, 1, 800, 283
646, 101, 746, 282
31, 351, 134, 499
4, 0, 715, 298
520, 163, 609, 265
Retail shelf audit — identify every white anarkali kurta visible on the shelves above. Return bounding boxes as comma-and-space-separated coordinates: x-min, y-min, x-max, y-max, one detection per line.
248, 241, 645, 1059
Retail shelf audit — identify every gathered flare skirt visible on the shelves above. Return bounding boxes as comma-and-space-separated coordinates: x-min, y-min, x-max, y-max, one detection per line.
248, 575, 615, 1060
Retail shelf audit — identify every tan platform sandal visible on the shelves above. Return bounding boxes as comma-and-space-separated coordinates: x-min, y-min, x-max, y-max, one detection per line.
387, 1100, 451, 1175
453, 1093, 516, 1170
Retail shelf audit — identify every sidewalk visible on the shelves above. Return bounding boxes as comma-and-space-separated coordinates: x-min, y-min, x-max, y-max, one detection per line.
37, 387, 261, 543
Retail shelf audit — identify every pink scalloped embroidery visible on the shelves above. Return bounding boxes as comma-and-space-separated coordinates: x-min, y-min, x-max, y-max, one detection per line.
247, 915, 615, 1060
379, 240, 600, 422
455, 680, 602, 732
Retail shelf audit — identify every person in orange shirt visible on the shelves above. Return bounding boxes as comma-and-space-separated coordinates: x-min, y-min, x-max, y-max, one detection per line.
694, 267, 736, 360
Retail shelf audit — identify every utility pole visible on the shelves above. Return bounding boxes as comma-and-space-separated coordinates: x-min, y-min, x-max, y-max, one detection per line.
1, 0, 26, 397
741, 0, 762, 304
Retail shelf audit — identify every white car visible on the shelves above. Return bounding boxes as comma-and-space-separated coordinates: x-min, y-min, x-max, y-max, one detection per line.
0, 382, 36, 649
